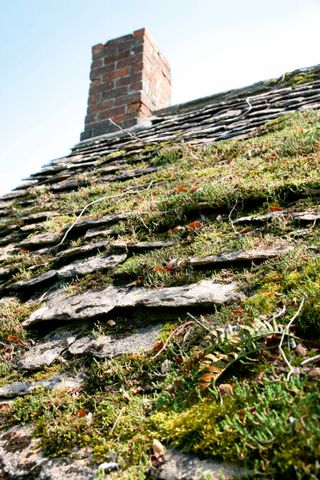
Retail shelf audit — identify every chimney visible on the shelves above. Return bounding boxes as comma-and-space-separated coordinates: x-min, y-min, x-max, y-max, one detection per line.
80, 28, 171, 141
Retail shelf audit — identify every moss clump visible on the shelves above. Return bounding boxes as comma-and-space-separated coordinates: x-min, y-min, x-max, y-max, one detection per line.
152, 375, 320, 479
242, 253, 320, 338
0, 299, 35, 342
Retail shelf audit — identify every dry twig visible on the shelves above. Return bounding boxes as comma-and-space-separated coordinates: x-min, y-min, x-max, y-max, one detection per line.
110, 406, 125, 434
151, 321, 193, 360
279, 296, 306, 380
108, 118, 142, 142
301, 354, 320, 366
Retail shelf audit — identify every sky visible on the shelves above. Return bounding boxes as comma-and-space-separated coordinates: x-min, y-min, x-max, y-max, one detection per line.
0, 0, 319, 196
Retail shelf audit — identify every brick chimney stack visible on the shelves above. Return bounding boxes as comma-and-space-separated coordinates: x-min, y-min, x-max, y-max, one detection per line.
80, 28, 171, 141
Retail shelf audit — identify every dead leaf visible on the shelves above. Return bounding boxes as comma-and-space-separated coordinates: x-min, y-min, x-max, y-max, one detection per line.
107, 320, 116, 327
219, 383, 234, 396
307, 368, 320, 379
164, 259, 176, 272
269, 205, 284, 212
176, 184, 186, 193
267, 291, 276, 298
171, 225, 185, 235
153, 439, 166, 460
161, 359, 171, 374
132, 386, 142, 394
239, 226, 252, 234
154, 265, 166, 273
6, 335, 27, 346
196, 364, 221, 389
85, 412, 93, 426
123, 391, 131, 403
295, 343, 307, 357
187, 220, 202, 231
78, 408, 86, 417
152, 341, 164, 353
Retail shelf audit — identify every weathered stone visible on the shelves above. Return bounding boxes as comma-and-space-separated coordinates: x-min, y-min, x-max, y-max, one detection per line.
0, 373, 84, 399
11, 253, 126, 295
0, 425, 96, 479
72, 212, 131, 233
111, 239, 175, 252
118, 280, 242, 309
24, 280, 243, 327
155, 448, 249, 480
53, 240, 110, 266
105, 165, 160, 182
57, 253, 127, 279
234, 211, 286, 225
0, 190, 27, 201
84, 227, 115, 240
0, 224, 19, 238
0, 232, 22, 247
20, 222, 44, 233
293, 211, 320, 223
190, 246, 293, 267
50, 178, 89, 192
19, 211, 54, 224
18, 231, 62, 249
98, 161, 127, 174
17, 325, 87, 370
24, 285, 125, 326
11, 270, 58, 293
0, 266, 14, 281
234, 210, 320, 226
68, 324, 162, 358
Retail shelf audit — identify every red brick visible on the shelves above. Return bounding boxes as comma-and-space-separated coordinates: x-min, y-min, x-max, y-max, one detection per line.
115, 76, 132, 87
88, 100, 114, 114
113, 92, 141, 106
103, 86, 128, 100
82, 29, 171, 139
133, 28, 146, 38
112, 114, 128, 123
131, 62, 144, 74
92, 43, 104, 58
128, 81, 143, 92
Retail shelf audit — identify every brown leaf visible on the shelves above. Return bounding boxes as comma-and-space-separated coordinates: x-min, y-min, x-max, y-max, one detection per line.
269, 205, 284, 212
107, 320, 116, 327
219, 383, 234, 396
295, 343, 307, 357
6, 335, 27, 346
152, 341, 164, 353
123, 391, 131, 403
153, 439, 166, 460
154, 265, 166, 273
239, 226, 252, 234
196, 364, 221, 389
187, 220, 202, 231
307, 368, 320, 379
78, 408, 86, 417
176, 184, 186, 193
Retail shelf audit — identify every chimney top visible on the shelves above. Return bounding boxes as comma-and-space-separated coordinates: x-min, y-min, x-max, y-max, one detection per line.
80, 28, 171, 141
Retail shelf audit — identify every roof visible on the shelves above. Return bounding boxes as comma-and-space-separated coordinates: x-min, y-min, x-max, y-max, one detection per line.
0, 65, 320, 479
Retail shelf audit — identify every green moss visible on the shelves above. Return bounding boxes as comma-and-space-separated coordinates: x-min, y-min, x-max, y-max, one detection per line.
152, 375, 320, 478
0, 299, 37, 342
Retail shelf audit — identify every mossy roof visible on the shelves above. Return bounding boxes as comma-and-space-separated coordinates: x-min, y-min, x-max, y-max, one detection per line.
0, 64, 320, 479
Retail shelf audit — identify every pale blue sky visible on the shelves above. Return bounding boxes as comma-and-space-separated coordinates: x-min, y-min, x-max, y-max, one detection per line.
0, 0, 319, 195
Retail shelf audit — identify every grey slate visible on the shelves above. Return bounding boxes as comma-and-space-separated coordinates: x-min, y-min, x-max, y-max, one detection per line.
24, 279, 243, 327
